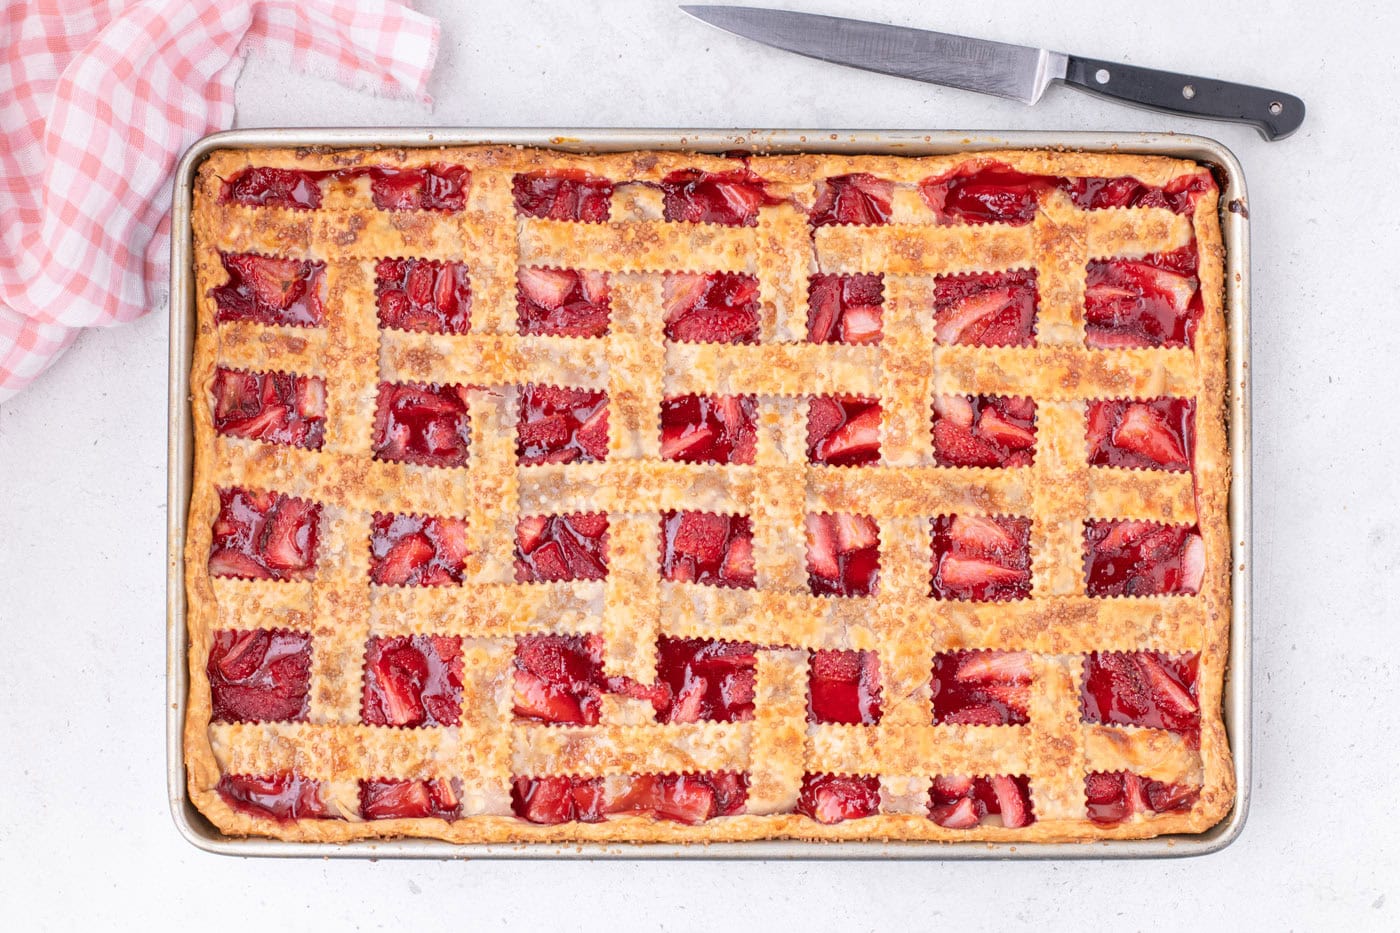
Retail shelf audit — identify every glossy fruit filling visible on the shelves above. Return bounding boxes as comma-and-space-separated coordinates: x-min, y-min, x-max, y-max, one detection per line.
375, 258, 472, 335
516, 384, 609, 465
516, 267, 610, 337
1084, 244, 1202, 349
512, 170, 612, 222
662, 272, 761, 344
929, 514, 1032, 601
807, 396, 881, 466
212, 367, 325, 448
221, 167, 327, 210
808, 649, 882, 724
795, 774, 882, 824
361, 634, 464, 727
1087, 398, 1194, 471
217, 772, 338, 821
1081, 651, 1200, 736
1085, 771, 1199, 824
659, 168, 781, 226
933, 269, 1038, 347
368, 513, 469, 586
660, 394, 757, 464
208, 629, 313, 723
804, 513, 880, 597
932, 394, 1036, 467
1068, 171, 1212, 214
511, 634, 666, 725
807, 273, 883, 345
360, 778, 461, 821
654, 637, 758, 723
367, 164, 469, 211
212, 252, 325, 327
512, 773, 748, 825
1084, 521, 1205, 596
658, 511, 755, 588
372, 381, 471, 468
929, 774, 1035, 829
514, 513, 609, 582
932, 650, 1033, 725
208, 488, 320, 580
809, 173, 893, 226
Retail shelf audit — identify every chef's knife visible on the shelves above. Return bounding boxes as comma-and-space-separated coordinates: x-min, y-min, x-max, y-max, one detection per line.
680, 5, 1305, 140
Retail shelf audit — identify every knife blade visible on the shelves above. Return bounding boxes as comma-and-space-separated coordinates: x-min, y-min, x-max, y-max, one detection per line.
680, 5, 1304, 140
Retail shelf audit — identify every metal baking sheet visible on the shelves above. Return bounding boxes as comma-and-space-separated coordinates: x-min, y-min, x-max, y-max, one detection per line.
166, 127, 1252, 859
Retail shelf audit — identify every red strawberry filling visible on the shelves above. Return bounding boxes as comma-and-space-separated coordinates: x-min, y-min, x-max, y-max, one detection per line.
212, 367, 325, 448
361, 634, 464, 727
213, 252, 325, 327
516, 384, 609, 465
654, 637, 758, 723
929, 774, 1035, 829
367, 164, 469, 211
807, 649, 882, 725
662, 272, 761, 345
1084, 520, 1206, 596
1081, 651, 1200, 737
512, 170, 612, 222
804, 513, 880, 597
369, 513, 469, 586
932, 650, 1033, 725
360, 778, 461, 820
807, 396, 881, 466
208, 629, 313, 723
1084, 244, 1202, 349
514, 513, 609, 583
516, 267, 610, 337
1085, 770, 1199, 824
659, 394, 757, 464
1068, 171, 1212, 214
1087, 398, 1194, 471
221, 167, 328, 210
807, 273, 883, 345
217, 772, 338, 821
375, 258, 471, 335
932, 394, 1036, 467
208, 487, 320, 581
372, 381, 471, 468
920, 163, 1060, 226
514, 773, 748, 824
659, 511, 756, 589
660, 168, 781, 226
809, 173, 893, 226
929, 514, 1032, 601
933, 269, 1038, 347
512, 634, 668, 725
795, 773, 882, 824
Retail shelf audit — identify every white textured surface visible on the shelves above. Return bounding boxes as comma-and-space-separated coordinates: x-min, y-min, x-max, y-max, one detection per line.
1, 0, 1397, 929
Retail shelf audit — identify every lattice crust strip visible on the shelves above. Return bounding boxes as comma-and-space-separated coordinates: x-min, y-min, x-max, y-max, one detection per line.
185, 145, 1233, 844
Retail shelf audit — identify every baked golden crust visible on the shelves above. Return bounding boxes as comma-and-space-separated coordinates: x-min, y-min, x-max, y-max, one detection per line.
185, 144, 1233, 845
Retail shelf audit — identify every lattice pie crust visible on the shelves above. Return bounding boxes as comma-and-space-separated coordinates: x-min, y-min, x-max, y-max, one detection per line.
185, 145, 1233, 844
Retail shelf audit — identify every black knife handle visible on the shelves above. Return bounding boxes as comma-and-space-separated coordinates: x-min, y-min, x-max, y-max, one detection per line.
1064, 55, 1305, 141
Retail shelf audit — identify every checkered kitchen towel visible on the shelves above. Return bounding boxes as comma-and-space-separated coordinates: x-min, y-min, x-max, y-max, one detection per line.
0, 0, 438, 402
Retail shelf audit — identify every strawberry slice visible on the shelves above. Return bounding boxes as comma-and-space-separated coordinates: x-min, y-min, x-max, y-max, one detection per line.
659, 394, 757, 465
217, 771, 337, 822
933, 270, 1037, 347
804, 514, 841, 579
207, 628, 312, 723
213, 630, 269, 681
1137, 653, 1200, 720
810, 173, 893, 226
660, 512, 755, 588
947, 514, 1020, 556
514, 513, 609, 583
655, 775, 717, 823
955, 650, 1032, 683
361, 635, 462, 728
808, 649, 882, 724
1112, 403, 1188, 466
932, 775, 975, 798
660, 168, 780, 226
370, 532, 434, 586
375, 258, 471, 335
931, 796, 983, 829
369, 513, 468, 586
654, 637, 757, 723
516, 267, 611, 338
1085, 244, 1202, 348
662, 272, 761, 344
212, 368, 325, 448
360, 779, 461, 820
937, 555, 1027, 590
512, 169, 612, 222
372, 382, 471, 468
919, 163, 1058, 226
930, 514, 1032, 602
1081, 650, 1200, 735
1085, 521, 1204, 596
213, 253, 325, 326
796, 773, 881, 824
367, 164, 469, 212
511, 634, 609, 725
933, 395, 1036, 467
1144, 778, 1200, 813
806, 512, 880, 597
1087, 398, 1194, 471
209, 488, 321, 581
807, 396, 881, 466
516, 385, 609, 466
989, 775, 1032, 828
807, 273, 884, 344
221, 167, 327, 210
933, 650, 1032, 725
511, 775, 607, 824
834, 513, 879, 553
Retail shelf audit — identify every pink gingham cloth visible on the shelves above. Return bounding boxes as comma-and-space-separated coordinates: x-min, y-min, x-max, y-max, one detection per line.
0, 0, 439, 402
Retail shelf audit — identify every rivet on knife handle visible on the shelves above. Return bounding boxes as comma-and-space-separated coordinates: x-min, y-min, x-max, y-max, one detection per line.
1062, 56, 1306, 141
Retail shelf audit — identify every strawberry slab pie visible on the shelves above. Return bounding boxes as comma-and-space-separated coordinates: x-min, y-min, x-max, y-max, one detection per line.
185, 144, 1233, 846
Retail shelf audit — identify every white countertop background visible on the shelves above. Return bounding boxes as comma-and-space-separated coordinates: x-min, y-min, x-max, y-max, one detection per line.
2, 1, 1397, 929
